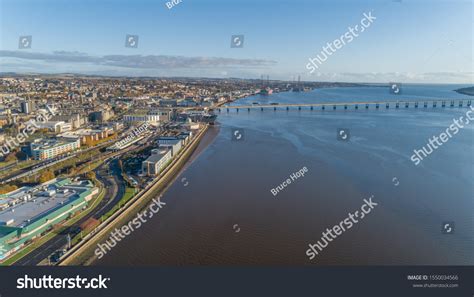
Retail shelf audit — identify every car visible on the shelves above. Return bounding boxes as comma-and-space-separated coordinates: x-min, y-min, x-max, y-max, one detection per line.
49, 249, 66, 263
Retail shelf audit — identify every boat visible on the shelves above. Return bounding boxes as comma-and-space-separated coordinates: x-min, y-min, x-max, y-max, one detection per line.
179, 112, 218, 124
259, 87, 273, 95
292, 87, 303, 92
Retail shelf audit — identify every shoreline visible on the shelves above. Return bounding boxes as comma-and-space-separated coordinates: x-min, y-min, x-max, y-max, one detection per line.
69, 85, 473, 266
224, 84, 472, 108
59, 124, 218, 265
454, 86, 474, 96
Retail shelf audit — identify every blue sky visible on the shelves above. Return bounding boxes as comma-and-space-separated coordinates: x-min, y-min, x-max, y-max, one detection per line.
0, 0, 472, 83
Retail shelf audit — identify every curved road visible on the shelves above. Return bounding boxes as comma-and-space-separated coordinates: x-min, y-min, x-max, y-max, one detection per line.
13, 159, 126, 266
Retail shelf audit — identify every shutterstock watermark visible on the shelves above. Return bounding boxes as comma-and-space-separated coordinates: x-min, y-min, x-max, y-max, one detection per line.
270, 166, 308, 197
17, 274, 110, 289
306, 196, 378, 260
411, 105, 474, 165
306, 11, 376, 73
94, 197, 166, 259
115, 122, 149, 149
166, 0, 182, 10
0, 107, 55, 158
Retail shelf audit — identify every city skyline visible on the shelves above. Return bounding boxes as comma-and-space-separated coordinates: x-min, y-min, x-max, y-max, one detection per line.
0, 1, 473, 296
0, 0, 472, 83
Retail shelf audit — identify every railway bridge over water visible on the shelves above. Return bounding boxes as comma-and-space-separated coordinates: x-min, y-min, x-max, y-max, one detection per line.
211, 99, 472, 113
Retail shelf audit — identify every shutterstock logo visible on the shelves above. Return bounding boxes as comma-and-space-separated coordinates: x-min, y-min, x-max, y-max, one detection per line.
306, 11, 376, 73
17, 274, 110, 289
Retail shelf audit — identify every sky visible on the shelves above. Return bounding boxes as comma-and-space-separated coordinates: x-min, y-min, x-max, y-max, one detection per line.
0, 0, 472, 83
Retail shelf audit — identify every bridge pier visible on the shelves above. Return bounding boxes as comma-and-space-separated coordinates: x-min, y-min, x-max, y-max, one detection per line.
198, 101, 466, 114
468, 100, 471, 107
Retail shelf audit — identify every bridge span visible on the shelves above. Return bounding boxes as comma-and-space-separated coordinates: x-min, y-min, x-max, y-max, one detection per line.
210, 99, 472, 112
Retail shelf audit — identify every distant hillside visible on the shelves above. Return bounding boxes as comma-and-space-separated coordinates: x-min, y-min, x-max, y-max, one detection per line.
454, 86, 474, 96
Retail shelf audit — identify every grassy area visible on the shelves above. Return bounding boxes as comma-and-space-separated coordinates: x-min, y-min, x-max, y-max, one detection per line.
0, 184, 19, 194
74, 159, 105, 176
0, 160, 36, 178
61, 126, 208, 265
0, 159, 16, 168
100, 187, 136, 221
83, 134, 117, 148
18, 148, 105, 183
1, 179, 106, 266
1, 147, 116, 260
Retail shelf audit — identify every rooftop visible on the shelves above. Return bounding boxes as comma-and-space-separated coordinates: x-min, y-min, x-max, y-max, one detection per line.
0, 179, 93, 228
143, 149, 170, 164
31, 138, 78, 150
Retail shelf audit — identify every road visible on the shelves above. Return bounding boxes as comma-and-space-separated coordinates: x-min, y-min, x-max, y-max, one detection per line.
58, 125, 208, 266
0, 140, 115, 184
13, 159, 127, 266
91, 159, 126, 219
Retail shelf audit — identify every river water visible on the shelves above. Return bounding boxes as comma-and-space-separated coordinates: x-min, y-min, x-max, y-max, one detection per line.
95, 84, 473, 265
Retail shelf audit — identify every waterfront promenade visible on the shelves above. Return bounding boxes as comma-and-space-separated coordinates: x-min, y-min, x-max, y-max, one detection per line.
58, 125, 209, 265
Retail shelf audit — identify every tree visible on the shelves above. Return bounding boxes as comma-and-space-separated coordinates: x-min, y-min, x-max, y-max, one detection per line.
39, 170, 55, 183
5, 153, 17, 162
15, 151, 28, 160
0, 184, 18, 194
86, 171, 96, 180
68, 164, 77, 175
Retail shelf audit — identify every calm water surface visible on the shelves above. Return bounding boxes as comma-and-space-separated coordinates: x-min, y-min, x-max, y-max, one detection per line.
95, 85, 473, 265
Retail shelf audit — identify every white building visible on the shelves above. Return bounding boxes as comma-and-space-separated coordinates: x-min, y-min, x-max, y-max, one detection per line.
141, 149, 172, 176
123, 114, 160, 124
158, 139, 182, 156
36, 121, 72, 133
30, 138, 80, 160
